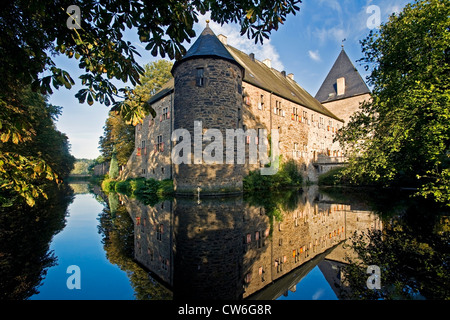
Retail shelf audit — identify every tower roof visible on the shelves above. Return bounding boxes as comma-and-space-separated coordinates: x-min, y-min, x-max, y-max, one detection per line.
315, 49, 370, 103
171, 24, 243, 74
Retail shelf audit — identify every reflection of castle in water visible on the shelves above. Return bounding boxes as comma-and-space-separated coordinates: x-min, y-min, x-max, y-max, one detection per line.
121, 187, 382, 300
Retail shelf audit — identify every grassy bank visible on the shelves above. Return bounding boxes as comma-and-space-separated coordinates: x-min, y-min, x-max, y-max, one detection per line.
101, 176, 174, 204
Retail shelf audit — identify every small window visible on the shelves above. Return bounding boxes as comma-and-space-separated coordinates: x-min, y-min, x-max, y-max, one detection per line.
162, 107, 170, 120
157, 135, 164, 152
259, 94, 264, 110
292, 107, 299, 121
196, 68, 204, 87
157, 224, 163, 241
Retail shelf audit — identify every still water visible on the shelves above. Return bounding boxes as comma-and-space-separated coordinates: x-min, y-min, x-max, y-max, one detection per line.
1, 183, 448, 300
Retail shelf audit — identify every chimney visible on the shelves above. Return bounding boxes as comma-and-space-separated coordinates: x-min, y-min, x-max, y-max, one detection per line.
281, 71, 286, 77
262, 59, 271, 68
218, 34, 227, 45
287, 73, 294, 80
337, 77, 345, 95
249, 53, 255, 61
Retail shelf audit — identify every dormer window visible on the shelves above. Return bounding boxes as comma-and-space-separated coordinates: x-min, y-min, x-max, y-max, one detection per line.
337, 77, 345, 95
196, 68, 204, 87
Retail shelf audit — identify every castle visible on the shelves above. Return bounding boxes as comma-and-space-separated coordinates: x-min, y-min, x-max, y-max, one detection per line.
121, 24, 370, 194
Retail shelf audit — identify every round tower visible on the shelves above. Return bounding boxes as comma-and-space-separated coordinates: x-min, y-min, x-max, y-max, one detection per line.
171, 24, 245, 195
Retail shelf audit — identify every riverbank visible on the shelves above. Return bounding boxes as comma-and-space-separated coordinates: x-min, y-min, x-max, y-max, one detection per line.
98, 159, 304, 199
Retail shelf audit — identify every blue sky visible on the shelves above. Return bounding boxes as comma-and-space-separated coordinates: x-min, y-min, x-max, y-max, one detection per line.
51, 0, 412, 159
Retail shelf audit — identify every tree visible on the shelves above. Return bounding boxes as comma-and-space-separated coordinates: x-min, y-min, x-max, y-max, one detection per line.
336, 0, 449, 206
1, 1, 301, 205
120, 59, 174, 125
0, 87, 76, 206
99, 60, 173, 165
1, 0, 302, 117
71, 159, 94, 175
99, 112, 135, 166
109, 148, 119, 179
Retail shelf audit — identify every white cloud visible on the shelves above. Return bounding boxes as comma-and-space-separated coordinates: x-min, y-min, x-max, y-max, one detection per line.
312, 289, 325, 300
308, 50, 321, 62
196, 14, 285, 71
312, 26, 348, 45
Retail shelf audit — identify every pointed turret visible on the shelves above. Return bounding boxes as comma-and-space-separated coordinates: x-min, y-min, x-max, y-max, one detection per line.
172, 24, 243, 75
315, 48, 370, 103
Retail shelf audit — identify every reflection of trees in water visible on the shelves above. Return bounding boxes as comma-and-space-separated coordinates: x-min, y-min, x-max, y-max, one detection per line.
68, 183, 90, 195
97, 199, 172, 300
0, 184, 74, 300
341, 197, 450, 300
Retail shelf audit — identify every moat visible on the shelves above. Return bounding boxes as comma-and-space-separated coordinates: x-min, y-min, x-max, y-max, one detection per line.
1, 183, 448, 300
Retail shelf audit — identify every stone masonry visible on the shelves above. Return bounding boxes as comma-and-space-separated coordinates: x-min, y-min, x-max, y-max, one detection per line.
120, 25, 372, 192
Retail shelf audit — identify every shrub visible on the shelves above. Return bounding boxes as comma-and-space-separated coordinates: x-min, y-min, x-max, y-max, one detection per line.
318, 167, 346, 186
244, 159, 302, 191
101, 178, 116, 192
157, 179, 174, 197
115, 180, 131, 194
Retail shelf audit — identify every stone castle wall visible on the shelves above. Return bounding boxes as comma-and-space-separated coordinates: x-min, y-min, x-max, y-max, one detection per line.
172, 57, 245, 194
120, 93, 173, 181
241, 82, 343, 182
321, 93, 371, 125
121, 56, 366, 187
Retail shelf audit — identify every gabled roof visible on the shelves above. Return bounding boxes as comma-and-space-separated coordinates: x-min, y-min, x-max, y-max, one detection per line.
171, 25, 243, 74
225, 45, 341, 121
315, 49, 370, 103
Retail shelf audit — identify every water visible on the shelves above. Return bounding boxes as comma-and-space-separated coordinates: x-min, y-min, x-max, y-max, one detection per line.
1, 183, 448, 300
30, 193, 135, 300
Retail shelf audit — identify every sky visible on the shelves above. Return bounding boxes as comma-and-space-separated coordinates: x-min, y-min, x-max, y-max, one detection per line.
50, 0, 412, 160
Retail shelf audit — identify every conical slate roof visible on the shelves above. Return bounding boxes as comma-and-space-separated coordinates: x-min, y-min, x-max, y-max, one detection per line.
315, 49, 370, 103
172, 24, 243, 73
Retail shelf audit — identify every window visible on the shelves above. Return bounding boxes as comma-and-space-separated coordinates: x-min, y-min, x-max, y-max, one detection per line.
196, 68, 204, 86
162, 107, 170, 120
157, 135, 164, 152
292, 107, 299, 121
157, 224, 163, 241
303, 111, 308, 124
259, 94, 264, 110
